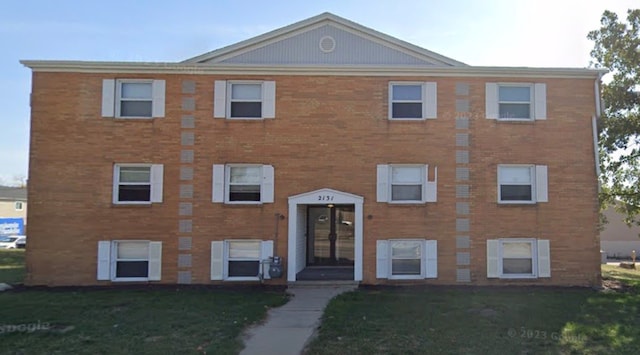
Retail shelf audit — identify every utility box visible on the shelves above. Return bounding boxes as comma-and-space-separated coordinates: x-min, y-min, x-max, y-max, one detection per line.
269, 256, 284, 278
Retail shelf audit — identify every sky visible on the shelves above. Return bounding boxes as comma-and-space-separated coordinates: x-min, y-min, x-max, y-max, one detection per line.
0, 0, 637, 185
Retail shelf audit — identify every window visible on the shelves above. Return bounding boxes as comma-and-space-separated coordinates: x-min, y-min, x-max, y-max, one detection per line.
210, 240, 274, 281
485, 83, 546, 120
113, 164, 163, 204
214, 80, 276, 119
376, 239, 437, 279
118, 81, 152, 117
486, 239, 550, 279
211, 164, 274, 204
229, 166, 262, 202
96, 240, 162, 281
14, 202, 24, 211
376, 165, 437, 203
230, 83, 262, 118
390, 240, 423, 278
101, 79, 165, 118
497, 165, 548, 204
115, 241, 150, 279
227, 241, 261, 278
498, 85, 532, 120
388, 82, 437, 120
391, 166, 424, 202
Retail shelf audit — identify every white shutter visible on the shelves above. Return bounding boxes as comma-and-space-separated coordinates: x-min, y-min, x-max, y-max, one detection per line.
376, 165, 389, 203
535, 165, 548, 203
211, 241, 224, 280
112, 165, 120, 204
485, 83, 498, 119
212, 164, 225, 203
97, 241, 111, 280
424, 82, 437, 119
425, 166, 437, 203
150, 164, 164, 203
534, 83, 547, 120
261, 165, 274, 203
376, 240, 389, 279
537, 239, 551, 277
214, 80, 227, 118
424, 240, 438, 278
487, 239, 500, 278
148, 242, 162, 281
101, 79, 115, 117
262, 81, 276, 119
261, 240, 274, 280
152, 80, 166, 118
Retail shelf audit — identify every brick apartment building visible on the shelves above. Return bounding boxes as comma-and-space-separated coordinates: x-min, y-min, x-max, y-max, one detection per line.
21, 13, 604, 286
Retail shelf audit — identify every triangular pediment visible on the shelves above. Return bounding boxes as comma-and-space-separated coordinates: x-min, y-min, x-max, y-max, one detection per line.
289, 188, 363, 204
184, 13, 466, 67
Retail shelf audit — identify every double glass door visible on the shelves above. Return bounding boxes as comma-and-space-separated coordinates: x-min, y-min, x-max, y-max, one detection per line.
307, 205, 355, 266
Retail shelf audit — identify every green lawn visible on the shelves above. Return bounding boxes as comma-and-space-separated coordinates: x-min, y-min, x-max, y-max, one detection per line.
307, 266, 640, 355
0, 249, 25, 284
0, 249, 288, 354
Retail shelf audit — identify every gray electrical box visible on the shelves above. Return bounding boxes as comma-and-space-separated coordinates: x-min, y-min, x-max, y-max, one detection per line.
268, 256, 284, 278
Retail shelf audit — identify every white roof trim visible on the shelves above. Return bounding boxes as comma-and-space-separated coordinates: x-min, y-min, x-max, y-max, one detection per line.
182, 12, 467, 67
20, 60, 607, 78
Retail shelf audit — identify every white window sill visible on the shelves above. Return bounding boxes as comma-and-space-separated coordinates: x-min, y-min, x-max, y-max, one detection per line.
114, 116, 154, 120
497, 201, 536, 205
388, 117, 427, 121
388, 201, 426, 205
496, 118, 534, 122
224, 277, 260, 281
113, 201, 153, 206
388, 274, 424, 280
499, 274, 538, 279
111, 277, 150, 282
224, 201, 263, 205
226, 117, 266, 120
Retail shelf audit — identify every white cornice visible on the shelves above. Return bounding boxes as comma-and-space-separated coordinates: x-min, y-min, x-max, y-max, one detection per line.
20, 60, 607, 78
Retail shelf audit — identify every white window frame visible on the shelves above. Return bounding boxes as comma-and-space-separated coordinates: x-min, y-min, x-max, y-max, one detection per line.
497, 164, 536, 204
111, 240, 151, 282
115, 80, 154, 119
389, 82, 425, 120
497, 83, 533, 121
388, 239, 425, 280
227, 81, 264, 120
225, 164, 263, 205
14, 201, 24, 211
389, 165, 426, 204
224, 240, 262, 281
498, 238, 538, 279
112, 164, 163, 205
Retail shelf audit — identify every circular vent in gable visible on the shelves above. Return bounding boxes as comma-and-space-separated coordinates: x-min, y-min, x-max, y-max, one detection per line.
319, 36, 336, 53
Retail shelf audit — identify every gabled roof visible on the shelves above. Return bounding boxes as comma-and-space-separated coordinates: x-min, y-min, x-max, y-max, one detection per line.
0, 186, 26, 201
183, 12, 467, 67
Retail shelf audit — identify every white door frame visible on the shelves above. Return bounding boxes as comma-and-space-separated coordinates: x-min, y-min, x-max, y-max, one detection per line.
287, 188, 364, 282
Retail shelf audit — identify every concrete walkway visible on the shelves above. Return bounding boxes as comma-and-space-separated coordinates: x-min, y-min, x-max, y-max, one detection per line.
240, 284, 357, 355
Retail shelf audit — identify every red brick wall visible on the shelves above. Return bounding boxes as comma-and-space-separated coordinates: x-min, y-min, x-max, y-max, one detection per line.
25, 72, 600, 286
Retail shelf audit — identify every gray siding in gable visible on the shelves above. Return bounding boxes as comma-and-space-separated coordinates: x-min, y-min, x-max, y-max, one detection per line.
219, 25, 434, 66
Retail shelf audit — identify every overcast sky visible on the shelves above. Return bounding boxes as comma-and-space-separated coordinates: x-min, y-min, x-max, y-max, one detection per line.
0, 0, 636, 184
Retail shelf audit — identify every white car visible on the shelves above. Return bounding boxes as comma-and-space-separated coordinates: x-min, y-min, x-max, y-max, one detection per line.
0, 236, 26, 249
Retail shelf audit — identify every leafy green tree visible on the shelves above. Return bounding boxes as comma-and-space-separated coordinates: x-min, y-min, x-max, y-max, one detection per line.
588, 9, 640, 225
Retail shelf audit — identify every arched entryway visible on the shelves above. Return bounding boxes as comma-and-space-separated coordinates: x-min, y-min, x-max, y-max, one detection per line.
287, 188, 363, 282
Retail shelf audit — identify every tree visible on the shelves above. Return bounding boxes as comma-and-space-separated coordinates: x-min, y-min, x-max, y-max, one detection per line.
588, 9, 640, 225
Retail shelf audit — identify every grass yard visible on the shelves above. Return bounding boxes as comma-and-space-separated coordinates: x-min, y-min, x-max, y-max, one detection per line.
0, 249, 25, 284
0, 249, 288, 354
306, 266, 640, 355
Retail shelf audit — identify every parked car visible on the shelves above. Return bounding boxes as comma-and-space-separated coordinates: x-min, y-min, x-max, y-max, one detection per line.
0, 236, 26, 249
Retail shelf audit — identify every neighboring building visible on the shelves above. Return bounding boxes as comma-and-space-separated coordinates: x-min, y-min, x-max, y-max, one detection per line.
601, 205, 640, 259
21, 13, 603, 287
0, 186, 27, 236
